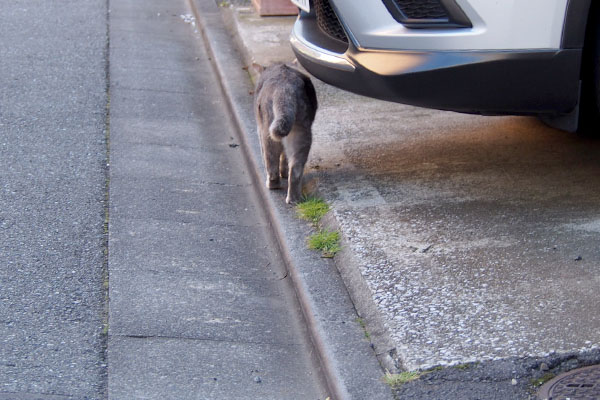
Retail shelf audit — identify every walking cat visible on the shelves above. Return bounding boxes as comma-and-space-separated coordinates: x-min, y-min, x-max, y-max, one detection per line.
253, 63, 318, 204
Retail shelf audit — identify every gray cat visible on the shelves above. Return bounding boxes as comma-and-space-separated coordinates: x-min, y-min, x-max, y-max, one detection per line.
253, 63, 318, 204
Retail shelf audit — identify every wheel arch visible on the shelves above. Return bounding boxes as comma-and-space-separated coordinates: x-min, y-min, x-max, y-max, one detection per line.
562, 0, 592, 50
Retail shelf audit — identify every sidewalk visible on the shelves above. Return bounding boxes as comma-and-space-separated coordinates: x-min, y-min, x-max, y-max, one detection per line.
107, 0, 330, 398
195, 0, 600, 398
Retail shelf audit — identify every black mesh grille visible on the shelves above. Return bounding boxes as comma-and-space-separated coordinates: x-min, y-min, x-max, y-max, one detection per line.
392, 0, 449, 20
314, 0, 348, 43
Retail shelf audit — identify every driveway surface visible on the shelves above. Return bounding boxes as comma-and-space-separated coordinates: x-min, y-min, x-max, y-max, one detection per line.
315, 102, 600, 368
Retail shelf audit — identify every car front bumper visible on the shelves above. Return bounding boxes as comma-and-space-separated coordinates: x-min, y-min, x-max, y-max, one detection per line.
291, 12, 582, 116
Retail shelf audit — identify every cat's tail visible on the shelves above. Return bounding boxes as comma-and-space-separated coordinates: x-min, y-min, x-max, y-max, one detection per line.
269, 93, 296, 141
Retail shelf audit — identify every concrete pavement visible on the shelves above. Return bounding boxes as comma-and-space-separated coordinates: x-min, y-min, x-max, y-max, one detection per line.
203, 1, 600, 398
107, 0, 334, 398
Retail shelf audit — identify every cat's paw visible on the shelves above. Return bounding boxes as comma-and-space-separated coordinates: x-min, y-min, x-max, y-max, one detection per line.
286, 195, 299, 205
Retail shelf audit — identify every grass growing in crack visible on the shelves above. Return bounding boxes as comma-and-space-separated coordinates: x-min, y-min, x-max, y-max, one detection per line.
384, 371, 424, 387
296, 196, 330, 225
531, 373, 555, 387
455, 363, 473, 370
384, 366, 446, 388
308, 229, 340, 258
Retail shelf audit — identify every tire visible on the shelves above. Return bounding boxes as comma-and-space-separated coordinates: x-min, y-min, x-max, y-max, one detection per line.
577, 7, 600, 135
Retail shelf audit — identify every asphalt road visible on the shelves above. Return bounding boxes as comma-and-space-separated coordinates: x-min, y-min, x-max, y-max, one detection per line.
0, 0, 109, 399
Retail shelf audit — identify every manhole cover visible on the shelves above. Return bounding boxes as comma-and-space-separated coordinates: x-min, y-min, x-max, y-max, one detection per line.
538, 364, 600, 400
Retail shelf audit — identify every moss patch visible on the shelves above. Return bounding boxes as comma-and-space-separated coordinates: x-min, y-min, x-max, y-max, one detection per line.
356, 318, 371, 339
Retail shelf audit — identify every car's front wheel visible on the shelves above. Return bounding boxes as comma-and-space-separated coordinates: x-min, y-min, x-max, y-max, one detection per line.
578, 7, 600, 135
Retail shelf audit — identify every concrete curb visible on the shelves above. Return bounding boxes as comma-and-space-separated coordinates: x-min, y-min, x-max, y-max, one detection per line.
188, 0, 393, 398
321, 211, 402, 374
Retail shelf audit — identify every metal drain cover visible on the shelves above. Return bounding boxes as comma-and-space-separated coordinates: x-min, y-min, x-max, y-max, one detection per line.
538, 364, 600, 400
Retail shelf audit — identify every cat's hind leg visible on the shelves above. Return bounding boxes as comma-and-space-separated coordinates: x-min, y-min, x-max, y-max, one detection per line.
286, 157, 307, 204
285, 130, 311, 204
279, 152, 288, 179
264, 137, 284, 189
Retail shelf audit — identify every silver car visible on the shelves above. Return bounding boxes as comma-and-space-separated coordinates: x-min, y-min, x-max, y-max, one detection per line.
290, 0, 598, 132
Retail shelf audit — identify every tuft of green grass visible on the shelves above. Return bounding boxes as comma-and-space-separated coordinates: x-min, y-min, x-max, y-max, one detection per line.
384, 371, 424, 387
296, 196, 330, 225
308, 229, 340, 258
295, 194, 341, 257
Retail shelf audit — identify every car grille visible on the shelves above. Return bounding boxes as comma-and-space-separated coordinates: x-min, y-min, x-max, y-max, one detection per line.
390, 0, 449, 20
314, 0, 348, 44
